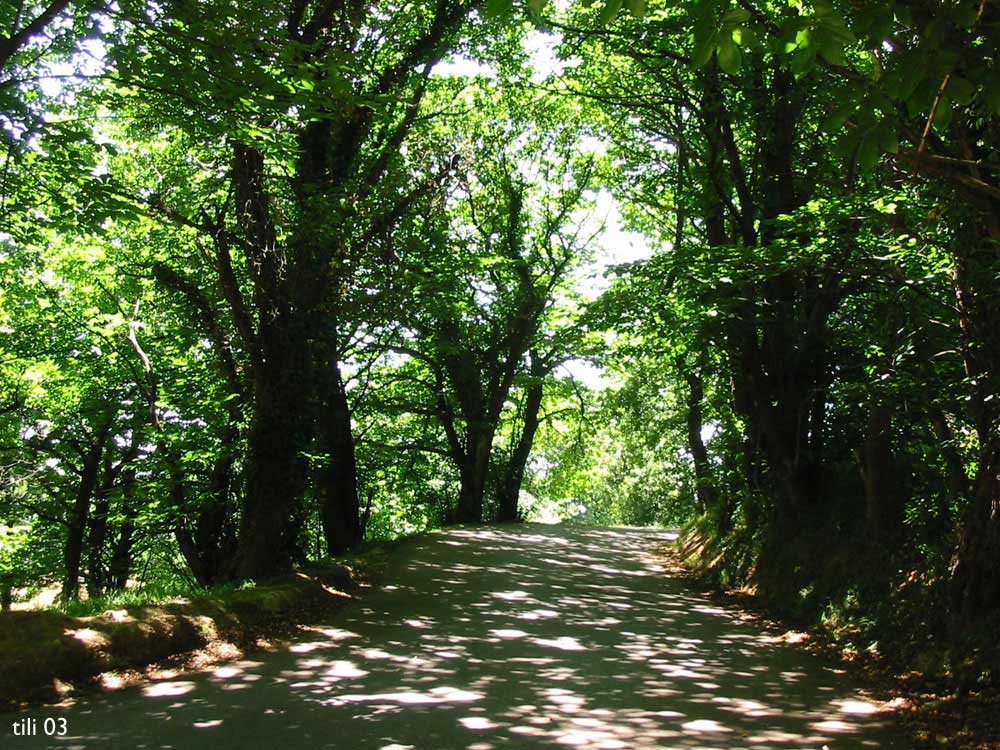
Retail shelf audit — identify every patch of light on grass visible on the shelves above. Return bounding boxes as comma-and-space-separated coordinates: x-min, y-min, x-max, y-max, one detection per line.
493, 590, 530, 601
67, 628, 108, 646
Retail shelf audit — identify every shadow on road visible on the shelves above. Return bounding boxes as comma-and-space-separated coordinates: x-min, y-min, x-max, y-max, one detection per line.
5, 524, 906, 749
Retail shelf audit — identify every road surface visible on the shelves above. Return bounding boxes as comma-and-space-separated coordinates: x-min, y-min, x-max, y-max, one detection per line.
4, 524, 906, 749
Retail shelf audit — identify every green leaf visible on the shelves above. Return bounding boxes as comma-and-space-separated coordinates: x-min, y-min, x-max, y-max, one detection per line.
598, 0, 624, 25
716, 37, 742, 74
876, 122, 899, 154
485, 0, 511, 18
812, 0, 834, 18
984, 79, 1000, 114
691, 30, 718, 69
721, 8, 751, 26
947, 76, 975, 106
891, 62, 925, 102
856, 133, 881, 173
624, 0, 646, 18
821, 103, 855, 133
790, 46, 817, 77
818, 34, 846, 65
527, 0, 548, 16
933, 97, 953, 131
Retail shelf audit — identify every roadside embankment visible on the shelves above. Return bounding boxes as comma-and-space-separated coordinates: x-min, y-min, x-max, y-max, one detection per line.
0, 564, 359, 710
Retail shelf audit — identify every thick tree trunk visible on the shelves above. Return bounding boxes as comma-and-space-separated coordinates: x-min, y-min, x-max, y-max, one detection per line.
235, 394, 307, 577
85, 476, 112, 598
233, 311, 314, 579
318, 361, 361, 555
107, 469, 137, 591
62, 418, 112, 601
170, 432, 238, 586
951, 453, 1000, 614
683, 364, 719, 520
860, 402, 905, 547
197, 429, 238, 582
456, 432, 492, 523
949, 447, 1000, 690
496, 369, 545, 523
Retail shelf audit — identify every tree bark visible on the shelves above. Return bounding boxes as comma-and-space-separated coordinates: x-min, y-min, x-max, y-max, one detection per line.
455, 431, 492, 523
234, 333, 313, 579
318, 359, 362, 555
860, 402, 905, 547
85, 471, 112, 597
62, 415, 113, 601
171, 427, 238, 586
682, 362, 718, 519
107, 468, 137, 590
496, 359, 546, 523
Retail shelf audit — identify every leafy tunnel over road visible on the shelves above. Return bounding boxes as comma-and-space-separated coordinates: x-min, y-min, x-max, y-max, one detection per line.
8, 525, 905, 749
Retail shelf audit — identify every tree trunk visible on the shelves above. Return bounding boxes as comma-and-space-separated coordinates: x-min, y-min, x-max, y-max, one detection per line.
62, 417, 112, 601
860, 402, 905, 547
496, 366, 545, 523
682, 363, 719, 519
171, 429, 238, 587
233, 318, 313, 579
85, 476, 112, 598
107, 469, 137, 591
456, 431, 491, 523
318, 360, 361, 555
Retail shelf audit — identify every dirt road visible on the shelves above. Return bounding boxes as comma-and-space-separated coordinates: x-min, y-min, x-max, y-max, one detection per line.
4, 524, 906, 749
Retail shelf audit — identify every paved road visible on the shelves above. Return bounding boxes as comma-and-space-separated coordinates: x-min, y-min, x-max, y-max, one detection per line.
4, 525, 906, 749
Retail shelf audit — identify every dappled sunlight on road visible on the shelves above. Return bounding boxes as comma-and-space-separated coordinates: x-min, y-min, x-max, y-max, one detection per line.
11, 524, 903, 749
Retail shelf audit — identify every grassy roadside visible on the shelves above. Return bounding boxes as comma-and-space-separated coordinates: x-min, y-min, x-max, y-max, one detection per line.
0, 536, 422, 711
657, 531, 1000, 750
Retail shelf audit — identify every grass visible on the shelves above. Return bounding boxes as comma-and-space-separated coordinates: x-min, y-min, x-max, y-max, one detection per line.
47, 533, 426, 618
55, 579, 257, 618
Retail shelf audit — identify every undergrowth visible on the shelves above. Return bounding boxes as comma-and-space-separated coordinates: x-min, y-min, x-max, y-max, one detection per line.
48, 534, 422, 618
56, 579, 258, 618
680, 513, 958, 681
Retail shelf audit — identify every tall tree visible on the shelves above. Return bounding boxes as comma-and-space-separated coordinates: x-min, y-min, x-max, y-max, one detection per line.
91, 0, 487, 576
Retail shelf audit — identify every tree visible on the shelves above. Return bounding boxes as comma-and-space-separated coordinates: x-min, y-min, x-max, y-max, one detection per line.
83, 0, 490, 577
384, 89, 596, 522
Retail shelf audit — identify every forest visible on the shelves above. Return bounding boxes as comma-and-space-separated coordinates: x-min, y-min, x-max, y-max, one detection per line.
1, 0, 999, 704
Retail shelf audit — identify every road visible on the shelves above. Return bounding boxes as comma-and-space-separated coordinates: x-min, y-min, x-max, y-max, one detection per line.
4, 524, 906, 749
